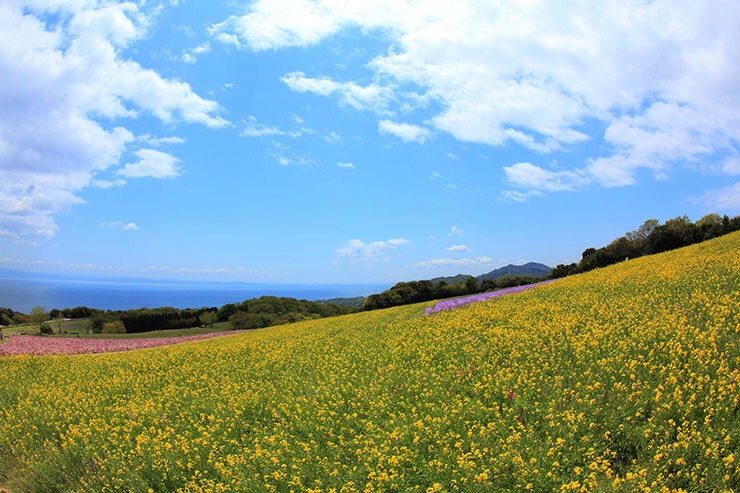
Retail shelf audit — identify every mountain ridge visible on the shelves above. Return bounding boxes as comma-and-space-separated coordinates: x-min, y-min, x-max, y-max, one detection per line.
431, 262, 552, 285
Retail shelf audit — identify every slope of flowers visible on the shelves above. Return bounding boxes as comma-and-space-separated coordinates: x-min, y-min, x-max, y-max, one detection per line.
0, 332, 235, 356
425, 280, 554, 314
0, 232, 739, 492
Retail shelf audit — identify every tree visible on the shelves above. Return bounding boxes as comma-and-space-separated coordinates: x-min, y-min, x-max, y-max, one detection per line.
696, 213, 723, 240
465, 276, 479, 294
54, 314, 65, 334
102, 321, 126, 334
625, 219, 659, 242
29, 306, 49, 334
199, 311, 218, 327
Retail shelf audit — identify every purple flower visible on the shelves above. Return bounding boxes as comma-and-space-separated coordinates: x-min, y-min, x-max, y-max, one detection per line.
425, 280, 555, 315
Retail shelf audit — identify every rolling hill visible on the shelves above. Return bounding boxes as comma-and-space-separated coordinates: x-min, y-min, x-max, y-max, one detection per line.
1, 232, 738, 492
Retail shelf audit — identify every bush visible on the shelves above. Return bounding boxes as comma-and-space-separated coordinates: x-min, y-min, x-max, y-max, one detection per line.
102, 321, 126, 334
39, 323, 53, 335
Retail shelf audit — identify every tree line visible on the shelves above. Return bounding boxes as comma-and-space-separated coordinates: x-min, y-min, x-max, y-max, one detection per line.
363, 212, 740, 312
548, 213, 740, 279
85, 296, 358, 334
1, 297, 358, 335
363, 275, 543, 311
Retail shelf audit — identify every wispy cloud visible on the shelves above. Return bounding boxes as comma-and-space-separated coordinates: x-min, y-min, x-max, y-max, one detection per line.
281, 71, 394, 113
379, 120, 431, 143
414, 256, 493, 268
100, 221, 139, 231
337, 238, 412, 261
447, 244, 471, 253
692, 182, 740, 212
182, 42, 211, 64
447, 225, 464, 237
0, 256, 268, 278
337, 161, 356, 169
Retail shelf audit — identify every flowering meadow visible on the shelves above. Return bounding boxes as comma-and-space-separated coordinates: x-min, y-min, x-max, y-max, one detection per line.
424, 280, 555, 314
0, 332, 233, 356
1, 232, 739, 492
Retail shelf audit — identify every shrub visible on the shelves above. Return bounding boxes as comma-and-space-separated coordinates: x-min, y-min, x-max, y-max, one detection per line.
102, 321, 126, 334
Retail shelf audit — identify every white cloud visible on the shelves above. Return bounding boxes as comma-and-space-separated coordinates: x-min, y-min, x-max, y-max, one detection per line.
414, 256, 493, 268
447, 244, 471, 253
182, 42, 211, 64
337, 162, 356, 169
0, 2, 227, 243
281, 72, 394, 112
209, 0, 342, 51
141, 136, 187, 147
241, 116, 287, 138
268, 142, 315, 167
693, 182, 740, 212
117, 149, 182, 179
498, 190, 544, 203
448, 225, 464, 237
100, 221, 139, 231
337, 238, 412, 260
240, 115, 313, 139
504, 162, 590, 192
92, 179, 127, 189
0, 256, 267, 279
379, 120, 431, 143
213, 0, 740, 193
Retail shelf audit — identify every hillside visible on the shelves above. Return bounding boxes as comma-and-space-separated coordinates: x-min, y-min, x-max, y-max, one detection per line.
1, 232, 739, 492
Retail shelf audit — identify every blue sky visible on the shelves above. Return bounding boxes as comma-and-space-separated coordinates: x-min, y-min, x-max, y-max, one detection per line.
1, 0, 739, 285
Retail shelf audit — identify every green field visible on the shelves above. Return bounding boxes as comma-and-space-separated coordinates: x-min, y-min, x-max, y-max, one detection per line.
1, 232, 739, 492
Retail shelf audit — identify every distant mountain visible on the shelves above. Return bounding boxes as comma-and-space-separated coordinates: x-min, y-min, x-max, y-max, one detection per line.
429, 274, 474, 285
477, 262, 552, 281
429, 262, 552, 286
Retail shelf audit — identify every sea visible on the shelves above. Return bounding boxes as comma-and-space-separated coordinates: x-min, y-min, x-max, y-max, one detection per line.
0, 269, 388, 314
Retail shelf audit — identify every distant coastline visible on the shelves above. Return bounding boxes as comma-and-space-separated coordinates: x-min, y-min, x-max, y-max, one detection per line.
0, 269, 388, 313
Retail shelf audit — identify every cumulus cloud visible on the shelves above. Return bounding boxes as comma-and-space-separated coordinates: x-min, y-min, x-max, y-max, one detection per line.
379, 120, 431, 143
447, 225, 464, 237
213, 0, 740, 197
0, 2, 226, 243
117, 149, 182, 179
337, 238, 412, 261
414, 256, 493, 268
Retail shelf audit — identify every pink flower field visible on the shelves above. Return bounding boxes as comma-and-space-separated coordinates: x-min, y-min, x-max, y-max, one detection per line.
0, 332, 234, 356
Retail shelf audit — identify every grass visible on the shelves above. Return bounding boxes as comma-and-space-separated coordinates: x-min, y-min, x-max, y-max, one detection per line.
0, 232, 739, 492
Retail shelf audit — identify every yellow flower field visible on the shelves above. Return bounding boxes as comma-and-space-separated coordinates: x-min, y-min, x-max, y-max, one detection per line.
1, 232, 739, 492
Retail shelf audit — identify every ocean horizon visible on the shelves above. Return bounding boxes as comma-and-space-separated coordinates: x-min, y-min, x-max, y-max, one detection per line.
0, 270, 388, 314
